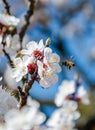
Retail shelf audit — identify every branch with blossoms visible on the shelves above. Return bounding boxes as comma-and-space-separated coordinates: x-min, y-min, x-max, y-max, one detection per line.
12, 38, 61, 109
0, 0, 36, 108
0, 74, 90, 130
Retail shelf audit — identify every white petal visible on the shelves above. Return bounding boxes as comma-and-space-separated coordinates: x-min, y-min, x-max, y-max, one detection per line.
44, 47, 52, 57
37, 60, 43, 69
50, 63, 62, 72
0, 35, 3, 44
0, 14, 20, 26
5, 35, 12, 47
16, 75, 22, 82
26, 41, 37, 50
12, 68, 19, 78
40, 79, 51, 88
81, 97, 90, 105
21, 49, 30, 55
73, 111, 80, 120
51, 53, 60, 63
38, 39, 44, 51
14, 58, 22, 65
0, 77, 2, 81
35, 112, 46, 125
55, 94, 64, 107
50, 74, 58, 84
21, 68, 27, 75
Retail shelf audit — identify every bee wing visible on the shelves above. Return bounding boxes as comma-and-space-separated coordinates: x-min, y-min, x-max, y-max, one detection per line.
70, 56, 75, 61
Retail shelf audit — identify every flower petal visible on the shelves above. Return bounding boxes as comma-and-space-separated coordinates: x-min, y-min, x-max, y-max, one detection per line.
21, 49, 30, 55
38, 39, 44, 52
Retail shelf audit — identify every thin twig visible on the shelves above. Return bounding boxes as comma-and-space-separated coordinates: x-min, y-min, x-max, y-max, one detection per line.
19, 0, 35, 49
3, 0, 11, 15
2, 48, 14, 68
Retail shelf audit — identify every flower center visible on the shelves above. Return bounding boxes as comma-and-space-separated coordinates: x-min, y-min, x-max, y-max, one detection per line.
43, 63, 47, 69
33, 50, 43, 60
27, 63, 36, 74
0, 29, 2, 34
0, 23, 3, 34
66, 94, 81, 102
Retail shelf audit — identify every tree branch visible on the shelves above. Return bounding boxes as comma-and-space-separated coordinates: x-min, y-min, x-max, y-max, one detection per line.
19, 0, 35, 49
2, 48, 14, 68
3, 0, 11, 15
17, 66, 38, 109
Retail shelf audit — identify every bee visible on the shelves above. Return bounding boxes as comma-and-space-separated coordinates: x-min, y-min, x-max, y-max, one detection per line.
62, 57, 75, 69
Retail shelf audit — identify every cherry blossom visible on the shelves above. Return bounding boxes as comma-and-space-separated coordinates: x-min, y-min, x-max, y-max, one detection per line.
55, 80, 76, 107
21, 39, 44, 60
55, 80, 90, 107
4, 97, 46, 130
44, 47, 61, 73
0, 13, 20, 27
77, 85, 90, 105
12, 56, 35, 82
37, 60, 58, 88
0, 86, 18, 123
13, 39, 62, 88
47, 101, 80, 130
0, 13, 20, 48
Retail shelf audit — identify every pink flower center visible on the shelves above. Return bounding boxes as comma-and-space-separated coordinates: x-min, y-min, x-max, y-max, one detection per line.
33, 50, 43, 59
27, 63, 36, 73
66, 95, 81, 102
43, 63, 47, 69
75, 97, 81, 102
0, 23, 3, 34
0, 29, 3, 34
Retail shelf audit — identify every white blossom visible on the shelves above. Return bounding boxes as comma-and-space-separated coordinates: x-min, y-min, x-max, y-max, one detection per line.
44, 47, 61, 73
55, 80, 75, 107
3, 34, 20, 49
0, 76, 2, 81
55, 80, 90, 106
0, 14, 20, 26
37, 60, 58, 88
77, 85, 90, 105
21, 39, 44, 59
4, 97, 46, 130
0, 86, 18, 123
12, 56, 34, 82
61, 100, 80, 120
0, 34, 3, 44
47, 101, 80, 130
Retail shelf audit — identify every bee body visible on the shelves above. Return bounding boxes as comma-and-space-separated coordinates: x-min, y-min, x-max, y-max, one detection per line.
62, 60, 75, 69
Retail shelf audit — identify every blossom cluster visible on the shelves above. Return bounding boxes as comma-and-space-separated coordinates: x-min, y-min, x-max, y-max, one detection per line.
0, 96, 46, 130
0, 13, 20, 47
47, 101, 80, 130
55, 80, 90, 106
0, 85, 17, 123
46, 80, 90, 130
0, 79, 90, 130
12, 39, 61, 88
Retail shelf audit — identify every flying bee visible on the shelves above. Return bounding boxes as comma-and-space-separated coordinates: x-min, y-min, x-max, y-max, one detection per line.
62, 60, 75, 69
62, 56, 75, 69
